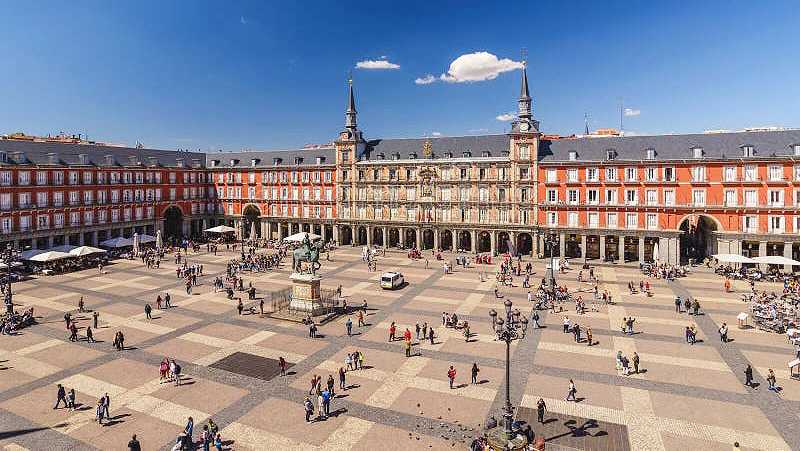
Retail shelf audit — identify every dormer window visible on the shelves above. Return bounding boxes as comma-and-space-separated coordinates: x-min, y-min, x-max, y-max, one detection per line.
0, 151, 5, 163
78, 154, 89, 165
392, 153, 400, 161
294, 157, 304, 165
209, 160, 219, 168
645, 148, 656, 160
47, 153, 59, 165
409, 153, 417, 160
104, 155, 115, 166
462, 151, 471, 158
250, 158, 260, 167
128, 156, 139, 166
793, 144, 800, 156
481, 151, 491, 157
444, 152, 452, 159
148, 157, 158, 167
605, 149, 617, 160
228, 159, 238, 167
692, 146, 704, 159
175, 158, 184, 168
568, 150, 578, 161
377, 153, 385, 160
501, 150, 509, 157
316, 156, 325, 164
741, 145, 755, 157
273, 158, 282, 166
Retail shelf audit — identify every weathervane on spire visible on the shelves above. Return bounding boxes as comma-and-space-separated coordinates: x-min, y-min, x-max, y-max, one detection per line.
521, 48, 528, 66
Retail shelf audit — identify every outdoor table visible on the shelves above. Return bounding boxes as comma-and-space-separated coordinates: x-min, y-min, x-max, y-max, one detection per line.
737, 312, 749, 329
789, 358, 800, 380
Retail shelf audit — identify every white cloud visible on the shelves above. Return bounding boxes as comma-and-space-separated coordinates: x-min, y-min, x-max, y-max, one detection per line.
439, 51, 524, 83
468, 128, 489, 134
355, 59, 400, 70
240, 16, 247, 24
496, 113, 516, 122
414, 74, 436, 85
431, 132, 442, 137
623, 108, 641, 117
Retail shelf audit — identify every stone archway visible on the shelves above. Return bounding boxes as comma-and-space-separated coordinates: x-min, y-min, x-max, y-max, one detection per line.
516, 232, 533, 256
163, 205, 184, 241
388, 228, 400, 247
497, 232, 510, 254
478, 231, 491, 253
679, 214, 719, 264
340, 225, 353, 245
440, 230, 453, 251
458, 231, 472, 252
422, 229, 435, 250
242, 204, 261, 240
404, 229, 417, 248
372, 228, 384, 247
357, 226, 368, 246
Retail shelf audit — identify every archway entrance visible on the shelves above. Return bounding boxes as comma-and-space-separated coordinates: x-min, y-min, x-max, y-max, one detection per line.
458, 231, 472, 252
242, 204, 261, 240
372, 228, 384, 247
356, 226, 367, 246
440, 230, 453, 251
388, 228, 400, 247
163, 206, 183, 241
516, 232, 533, 256
422, 229, 434, 250
478, 231, 491, 253
679, 215, 718, 264
340, 226, 352, 245
497, 232, 510, 254
404, 229, 417, 248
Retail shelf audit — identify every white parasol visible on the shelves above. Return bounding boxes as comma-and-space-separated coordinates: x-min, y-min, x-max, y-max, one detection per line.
49, 244, 77, 253
69, 246, 107, 257
712, 254, 756, 264
100, 237, 134, 248
20, 249, 46, 260
205, 225, 237, 233
137, 234, 157, 244
132, 233, 140, 255
652, 242, 660, 262
250, 222, 257, 240
751, 255, 800, 266
283, 232, 322, 243
27, 251, 73, 262
156, 230, 163, 250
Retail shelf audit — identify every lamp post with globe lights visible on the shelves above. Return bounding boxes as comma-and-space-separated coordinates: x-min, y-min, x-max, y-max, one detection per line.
487, 299, 529, 449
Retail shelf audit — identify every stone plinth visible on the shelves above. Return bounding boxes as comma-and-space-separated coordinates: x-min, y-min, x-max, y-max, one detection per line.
289, 272, 324, 315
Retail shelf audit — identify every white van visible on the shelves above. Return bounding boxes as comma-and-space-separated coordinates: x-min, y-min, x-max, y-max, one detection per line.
380, 271, 404, 289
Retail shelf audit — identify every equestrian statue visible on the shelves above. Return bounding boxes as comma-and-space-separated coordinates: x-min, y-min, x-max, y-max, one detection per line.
292, 233, 323, 274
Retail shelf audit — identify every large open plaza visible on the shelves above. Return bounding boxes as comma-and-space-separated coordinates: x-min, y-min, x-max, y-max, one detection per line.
1, 243, 798, 450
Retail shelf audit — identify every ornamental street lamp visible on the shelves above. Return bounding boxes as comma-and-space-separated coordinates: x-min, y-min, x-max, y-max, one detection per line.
543, 232, 558, 292
2, 244, 19, 314
488, 299, 529, 449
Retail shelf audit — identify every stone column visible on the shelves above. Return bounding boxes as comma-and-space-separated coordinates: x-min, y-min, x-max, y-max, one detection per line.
399, 228, 405, 248
638, 236, 646, 263
490, 231, 496, 256
451, 230, 456, 251
261, 222, 268, 239
434, 229, 440, 251
416, 227, 422, 249
599, 235, 606, 261
536, 232, 543, 257
92, 231, 98, 246
510, 232, 517, 256
79, 232, 85, 246
784, 242, 794, 272
558, 232, 566, 258
618, 236, 626, 262
758, 240, 767, 258
471, 230, 477, 253
321, 225, 327, 243
580, 235, 587, 260
47, 235, 54, 249
383, 226, 389, 248
367, 226, 373, 247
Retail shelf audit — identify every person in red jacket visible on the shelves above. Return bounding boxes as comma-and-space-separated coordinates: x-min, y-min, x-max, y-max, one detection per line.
447, 366, 457, 389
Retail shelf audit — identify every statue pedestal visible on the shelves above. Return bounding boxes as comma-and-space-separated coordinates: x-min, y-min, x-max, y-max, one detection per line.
289, 273, 325, 315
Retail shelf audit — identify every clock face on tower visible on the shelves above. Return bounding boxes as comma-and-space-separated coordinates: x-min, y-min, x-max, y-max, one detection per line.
519, 122, 530, 132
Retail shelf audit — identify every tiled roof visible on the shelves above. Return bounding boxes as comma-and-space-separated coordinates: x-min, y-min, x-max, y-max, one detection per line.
364, 134, 511, 160
206, 148, 336, 168
0, 139, 204, 168
540, 129, 800, 162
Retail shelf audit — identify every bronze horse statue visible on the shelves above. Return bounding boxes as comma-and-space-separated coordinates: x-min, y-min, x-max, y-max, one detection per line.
292, 234, 323, 274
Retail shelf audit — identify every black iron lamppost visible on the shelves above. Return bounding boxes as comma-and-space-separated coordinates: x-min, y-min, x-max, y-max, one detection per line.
2, 244, 19, 314
543, 232, 558, 292
488, 299, 529, 449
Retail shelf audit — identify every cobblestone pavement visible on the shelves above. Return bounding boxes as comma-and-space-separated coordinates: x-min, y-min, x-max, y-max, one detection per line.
0, 246, 797, 450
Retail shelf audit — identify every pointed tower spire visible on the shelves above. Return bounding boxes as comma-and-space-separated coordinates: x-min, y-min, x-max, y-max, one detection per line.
517, 58, 532, 121
584, 113, 590, 135
345, 74, 357, 130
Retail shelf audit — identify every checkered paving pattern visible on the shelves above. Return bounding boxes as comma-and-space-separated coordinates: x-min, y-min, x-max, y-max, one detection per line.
0, 245, 797, 450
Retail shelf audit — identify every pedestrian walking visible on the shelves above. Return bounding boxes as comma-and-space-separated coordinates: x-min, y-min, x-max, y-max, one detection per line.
144, 303, 152, 320
565, 379, 577, 401
128, 434, 142, 451
304, 397, 314, 422
744, 364, 754, 387
471, 363, 479, 384
428, 327, 435, 345
586, 327, 593, 346
718, 323, 728, 343
93, 311, 99, 329
345, 318, 353, 337
338, 366, 346, 390
447, 366, 457, 389
237, 299, 244, 315
67, 388, 76, 411
279, 357, 287, 377
536, 398, 547, 423
767, 369, 778, 392
632, 352, 640, 374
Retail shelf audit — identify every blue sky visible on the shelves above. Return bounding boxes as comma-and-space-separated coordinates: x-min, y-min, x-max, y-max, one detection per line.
1, 1, 798, 151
